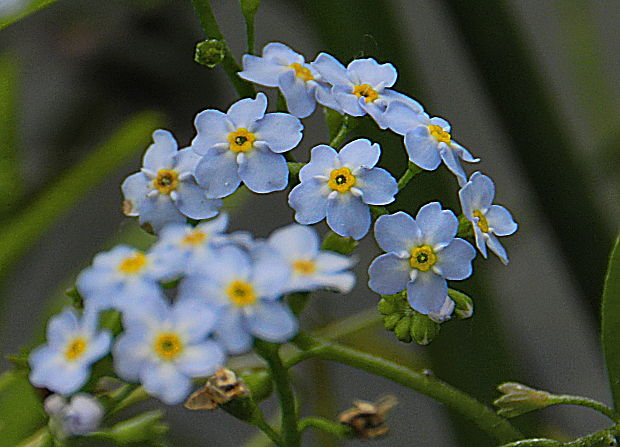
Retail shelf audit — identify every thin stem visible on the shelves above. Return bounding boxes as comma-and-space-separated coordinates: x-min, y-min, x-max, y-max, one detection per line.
397, 162, 422, 191
564, 426, 619, 447
291, 333, 523, 444
253, 412, 284, 447
552, 394, 620, 423
499, 439, 563, 447
255, 341, 300, 447
190, 0, 255, 98
329, 116, 352, 148
298, 417, 353, 439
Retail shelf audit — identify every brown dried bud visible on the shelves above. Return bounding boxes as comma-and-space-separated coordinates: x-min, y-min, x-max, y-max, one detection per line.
338, 395, 397, 439
184, 368, 249, 411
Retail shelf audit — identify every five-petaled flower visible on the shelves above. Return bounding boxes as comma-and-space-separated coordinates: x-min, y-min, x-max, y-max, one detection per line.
368, 204, 476, 314
459, 172, 518, 264
288, 139, 398, 240
121, 129, 222, 233
192, 92, 303, 198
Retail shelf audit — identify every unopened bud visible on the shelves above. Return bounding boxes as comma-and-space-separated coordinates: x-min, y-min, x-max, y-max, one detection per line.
494, 382, 552, 418
321, 232, 358, 255
448, 289, 474, 319
339, 395, 397, 439
394, 316, 412, 343
194, 39, 226, 68
99, 410, 168, 445
410, 313, 441, 345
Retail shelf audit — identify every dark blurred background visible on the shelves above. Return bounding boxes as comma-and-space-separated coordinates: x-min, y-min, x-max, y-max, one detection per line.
0, 0, 619, 446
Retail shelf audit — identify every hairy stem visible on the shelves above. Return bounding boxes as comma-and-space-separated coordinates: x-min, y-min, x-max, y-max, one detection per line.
397, 162, 422, 191
329, 116, 352, 148
551, 394, 620, 423
298, 416, 353, 438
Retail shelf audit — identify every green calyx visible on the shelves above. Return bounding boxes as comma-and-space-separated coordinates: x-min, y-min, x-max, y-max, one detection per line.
377, 292, 441, 345
194, 39, 226, 68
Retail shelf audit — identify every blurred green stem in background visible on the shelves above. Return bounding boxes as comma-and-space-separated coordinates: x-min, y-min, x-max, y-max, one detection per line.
0, 0, 61, 30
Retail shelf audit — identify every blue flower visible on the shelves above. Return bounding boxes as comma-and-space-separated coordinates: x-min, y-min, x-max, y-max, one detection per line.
29, 308, 111, 394
266, 224, 356, 293
121, 130, 222, 233
192, 93, 303, 198
368, 203, 476, 314
76, 245, 169, 311
45, 393, 104, 436
178, 243, 296, 355
384, 101, 479, 185
288, 139, 398, 240
312, 53, 422, 128
113, 296, 225, 405
238, 42, 340, 118
459, 172, 518, 264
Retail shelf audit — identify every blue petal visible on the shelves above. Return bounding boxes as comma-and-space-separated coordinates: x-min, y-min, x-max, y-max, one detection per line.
238, 54, 283, 87
440, 147, 467, 186
381, 90, 424, 114
311, 52, 350, 86
192, 110, 230, 156
368, 253, 410, 295
138, 194, 185, 233
465, 172, 495, 213
176, 181, 222, 220
239, 148, 288, 193
278, 70, 316, 118
254, 111, 303, 153
314, 82, 343, 113
374, 212, 422, 253
415, 202, 458, 248
176, 275, 229, 309
141, 362, 191, 405
216, 308, 253, 355
356, 167, 397, 205
176, 341, 225, 377
45, 364, 90, 395
82, 331, 112, 364
405, 127, 442, 170
251, 245, 291, 299
486, 205, 518, 236
486, 233, 510, 265
347, 58, 397, 88
188, 244, 251, 284
472, 225, 489, 258
172, 299, 219, 342
247, 301, 298, 343
288, 180, 329, 224
194, 150, 241, 199
143, 130, 177, 171
407, 273, 447, 314
304, 271, 356, 294
299, 145, 337, 182
338, 139, 380, 169
452, 141, 479, 163
384, 101, 426, 135
173, 148, 201, 174
315, 251, 356, 272
360, 100, 389, 129
434, 238, 475, 280
268, 224, 320, 259
430, 116, 451, 131
227, 93, 267, 129
326, 194, 370, 240
120, 173, 149, 217
333, 84, 365, 116
262, 42, 304, 65
47, 308, 79, 348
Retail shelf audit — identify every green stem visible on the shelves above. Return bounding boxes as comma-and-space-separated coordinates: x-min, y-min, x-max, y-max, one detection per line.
396, 162, 422, 191
291, 333, 523, 444
253, 412, 284, 447
255, 341, 300, 447
564, 426, 619, 446
298, 417, 353, 439
329, 116, 352, 148
189, 0, 255, 98
551, 395, 620, 423
499, 439, 563, 447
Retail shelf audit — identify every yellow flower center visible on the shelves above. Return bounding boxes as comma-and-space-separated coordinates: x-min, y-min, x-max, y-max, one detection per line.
409, 245, 437, 272
353, 84, 379, 103
154, 333, 183, 361
64, 337, 87, 361
228, 128, 256, 153
182, 230, 207, 246
226, 280, 257, 307
428, 125, 451, 144
289, 62, 314, 82
292, 260, 316, 275
473, 210, 489, 233
328, 167, 356, 193
118, 252, 148, 274
153, 169, 179, 194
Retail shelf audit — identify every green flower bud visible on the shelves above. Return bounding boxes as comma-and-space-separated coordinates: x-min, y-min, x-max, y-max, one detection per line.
321, 232, 358, 255
92, 410, 168, 445
64, 287, 83, 309
383, 314, 402, 331
377, 297, 397, 315
448, 289, 474, 319
493, 382, 552, 418
238, 369, 273, 403
194, 40, 226, 68
410, 313, 441, 345
394, 316, 412, 343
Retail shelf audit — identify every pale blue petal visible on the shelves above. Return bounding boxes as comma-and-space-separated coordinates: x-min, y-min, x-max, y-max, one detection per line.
452, 141, 479, 163
176, 181, 222, 220
268, 224, 320, 259
82, 331, 112, 364
440, 147, 467, 186
190, 244, 251, 284
385, 101, 427, 135
466, 172, 495, 212
380, 90, 424, 113
120, 294, 169, 330
416, 202, 458, 248
29, 346, 59, 375
405, 128, 442, 170
239, 54, 283, 87
227, 93, 267, 129
192, 110, 230, 155
288, 180, 329, 224
486, 233, 510, 265
176, 341, 225, 377
197, 212, 229, 234
326, 195, 370, 240
120, 173, 149, 217
142, 362, 191, 405
333, 84, 365, 116
254, 111, 303, 153
247, 301, 298, 343
368, 253, 410, 295
216, 308, 253, 355
356, 167, 398, 205
262, 42, 304, 65
173, 148, 201, 173
173, 300, 219, 342
177, 276, 228, 309
299, 145, 337, 182
374, 212, 422, 253
458, 180, 476, 219
239, 148, 288, 193
138, 195, 185, 233
347, 58, 397, 88
76, 269, 115, 309
314, 82, 343, 112
486, 205, 518, 236
360, 100, 388, 129
311, 52, 350, 86
278, 70, 316, 118
430, 116, 451, 131
407, 273, 447, 314
47, 309, 79, 348
314, 251, 355, 272
338, 139, 380, 169
434, 238, 475, 280
194, 150, 241, 199
251, 245, 291, 299
472, 225, 488, 258
143, 130, 177, 171
306, 271, 356, 294
45, 364, 89, 395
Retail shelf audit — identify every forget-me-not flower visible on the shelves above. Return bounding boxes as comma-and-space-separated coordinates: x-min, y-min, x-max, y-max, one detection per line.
178, 243, 296, 355
113, 297, 225, 405
238, 42, 340, 118
266, 224, 356, 293
288, 139, 398, 240
384, 101, 479, 185
29, 308, 111, 394
312, 54, 421, 128
192, 92, 303, 198
121, 130, 222, 233
459, 172, 518, 264
368, 203, 476, 314
45, 394, 104, 436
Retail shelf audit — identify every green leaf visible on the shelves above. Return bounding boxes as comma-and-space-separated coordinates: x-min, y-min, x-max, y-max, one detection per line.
0, 371, 46, 447
602, 233, 620, 410
239, 0, 261, 54
0, 0, 62, 31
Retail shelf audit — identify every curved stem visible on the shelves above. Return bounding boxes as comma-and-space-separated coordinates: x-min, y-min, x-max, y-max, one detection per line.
564, 426, 619, 446
552, 394, 620, 423
397, 162, 422, 191
499, 439, 563, 447
329, 116, 352, 148
253, 413, 284, 447
291, 333, 523, 444
298, 416, 353, 438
